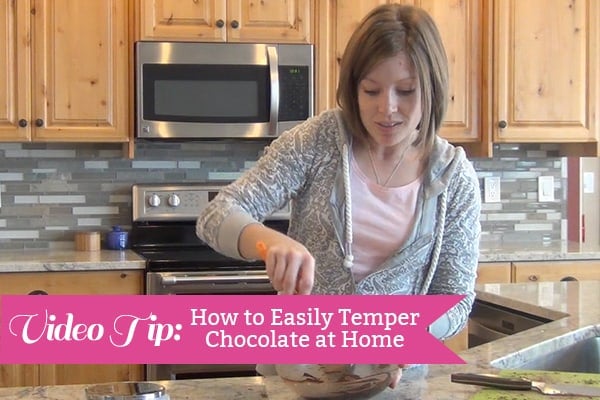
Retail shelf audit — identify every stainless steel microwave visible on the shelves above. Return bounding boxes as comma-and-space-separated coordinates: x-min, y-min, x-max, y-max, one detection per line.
135, 41, 314, 140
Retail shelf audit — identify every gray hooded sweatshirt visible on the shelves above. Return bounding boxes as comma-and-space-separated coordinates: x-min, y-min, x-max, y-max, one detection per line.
197, 108, 481, 341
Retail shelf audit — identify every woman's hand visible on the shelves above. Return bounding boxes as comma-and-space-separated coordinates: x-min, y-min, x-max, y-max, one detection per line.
262, 240, 315, 294
240, 223, 315, 294
389, 364, 409, 388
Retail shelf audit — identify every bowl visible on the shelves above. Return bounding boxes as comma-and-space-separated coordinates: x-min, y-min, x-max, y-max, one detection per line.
275, 364, 400, 399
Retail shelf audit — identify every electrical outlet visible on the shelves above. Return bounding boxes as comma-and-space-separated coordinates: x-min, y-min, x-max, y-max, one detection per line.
484, 176, 501, 203
538, 176, 555, 202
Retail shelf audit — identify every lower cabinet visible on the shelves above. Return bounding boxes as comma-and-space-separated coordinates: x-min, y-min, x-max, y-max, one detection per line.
0, 270, 144, 388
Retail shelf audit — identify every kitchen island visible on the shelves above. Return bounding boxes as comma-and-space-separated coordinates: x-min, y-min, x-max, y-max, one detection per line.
0, 280, 597, 399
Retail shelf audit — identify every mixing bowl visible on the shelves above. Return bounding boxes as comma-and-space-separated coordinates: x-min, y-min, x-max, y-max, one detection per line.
276, 364, 400, 399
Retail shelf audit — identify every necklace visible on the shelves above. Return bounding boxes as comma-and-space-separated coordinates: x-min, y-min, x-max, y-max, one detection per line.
367, 145, 410, 187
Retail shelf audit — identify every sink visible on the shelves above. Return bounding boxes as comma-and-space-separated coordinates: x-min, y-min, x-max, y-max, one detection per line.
491, 325, 600, 373
468, 300, 553, 348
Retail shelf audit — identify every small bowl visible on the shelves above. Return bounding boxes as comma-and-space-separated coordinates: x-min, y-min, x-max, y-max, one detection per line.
276, 364, 399, 399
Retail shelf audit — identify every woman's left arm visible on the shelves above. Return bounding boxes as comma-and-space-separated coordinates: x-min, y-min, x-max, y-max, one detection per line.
428, 157, 481, 339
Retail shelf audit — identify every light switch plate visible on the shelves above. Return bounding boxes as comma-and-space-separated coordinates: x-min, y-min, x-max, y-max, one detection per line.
583, 172, 595, 194
538, 176, 555, 202
484, 176, 501, 203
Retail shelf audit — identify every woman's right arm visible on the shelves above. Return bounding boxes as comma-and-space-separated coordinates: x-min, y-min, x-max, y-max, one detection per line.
196, 113, 329, 293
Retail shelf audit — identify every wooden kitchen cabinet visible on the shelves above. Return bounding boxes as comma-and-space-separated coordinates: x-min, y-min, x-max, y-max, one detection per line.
136, 0, 313, 44
0, 0, 130, 144
0, 270, 144, 388
316, 0, 600, 157
315, 0, 489, 157
512, 260, 600, 283
490, 0, 600, 156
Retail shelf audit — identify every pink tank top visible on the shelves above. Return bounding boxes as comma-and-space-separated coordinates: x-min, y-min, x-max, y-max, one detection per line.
350, 154, 422, 282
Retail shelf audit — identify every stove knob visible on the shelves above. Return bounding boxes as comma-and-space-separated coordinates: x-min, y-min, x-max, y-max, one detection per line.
168, 194, 181, 207
148, 194, 161, 207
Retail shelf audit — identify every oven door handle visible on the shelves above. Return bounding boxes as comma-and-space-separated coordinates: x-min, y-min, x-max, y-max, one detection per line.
160, 275, 271, 286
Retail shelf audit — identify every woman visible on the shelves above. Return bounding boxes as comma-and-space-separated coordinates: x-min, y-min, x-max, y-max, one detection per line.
197, 3, 480, 381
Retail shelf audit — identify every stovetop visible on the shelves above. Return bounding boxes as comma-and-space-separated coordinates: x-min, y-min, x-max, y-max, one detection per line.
129, 183, 289, 272
136, 248, 266, 272
130, 223, 266, 272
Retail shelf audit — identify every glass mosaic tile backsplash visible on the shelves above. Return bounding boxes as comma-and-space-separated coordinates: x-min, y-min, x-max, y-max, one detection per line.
0, 142, 565, 250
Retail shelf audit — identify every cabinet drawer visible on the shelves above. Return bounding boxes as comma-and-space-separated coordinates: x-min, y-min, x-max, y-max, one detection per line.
0, 270, 143, 295
476, 262, 512, 283
512, 261, 600, 282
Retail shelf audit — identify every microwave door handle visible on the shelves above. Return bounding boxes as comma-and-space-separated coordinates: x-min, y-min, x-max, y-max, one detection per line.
267, 46, 279, 136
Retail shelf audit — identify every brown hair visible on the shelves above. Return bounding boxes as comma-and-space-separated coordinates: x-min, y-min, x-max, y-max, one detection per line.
336, 4, 449, 152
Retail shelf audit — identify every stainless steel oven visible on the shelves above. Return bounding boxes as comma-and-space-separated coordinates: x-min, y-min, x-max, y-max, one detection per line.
130, 183, 288, 380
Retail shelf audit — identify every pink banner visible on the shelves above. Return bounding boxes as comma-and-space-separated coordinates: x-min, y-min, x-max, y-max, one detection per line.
0, 295, 465, 364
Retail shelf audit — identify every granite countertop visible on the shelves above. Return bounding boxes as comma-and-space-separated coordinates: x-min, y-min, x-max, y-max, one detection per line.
0, 249, 145, 272
478, 240, 600, 262
0, 281, 598, 399
2, 241, 600, 273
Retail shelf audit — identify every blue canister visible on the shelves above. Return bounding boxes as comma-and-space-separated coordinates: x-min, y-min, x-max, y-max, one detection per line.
106, 226, 129, 250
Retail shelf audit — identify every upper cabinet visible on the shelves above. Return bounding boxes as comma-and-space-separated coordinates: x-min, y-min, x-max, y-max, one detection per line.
414, 0, 485, 155
137, 0, 313, 43
316, 0, 600, 157
0, 0, 130, 143
315, 0, 488, 157
490, 0, 600, 156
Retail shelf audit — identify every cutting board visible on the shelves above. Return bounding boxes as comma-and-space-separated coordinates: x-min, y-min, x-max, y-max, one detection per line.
468, 370, 600, 399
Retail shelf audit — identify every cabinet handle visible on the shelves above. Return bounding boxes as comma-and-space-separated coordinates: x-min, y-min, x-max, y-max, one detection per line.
28, 289, 48, 295
35, 118, 44, 127
527, 275, 539, 282
215, 19, 224, 28
18, 119, 28, 127
230, 20, 239, 29
560, 276, 578, 282
498, 120, 507, 129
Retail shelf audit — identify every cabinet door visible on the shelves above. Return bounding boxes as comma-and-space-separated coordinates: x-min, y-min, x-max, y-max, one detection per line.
0, 365, 38, 388
0, 0, 31, 141
31, 0, 129, 142
0, 270, 144, 386
0, 270, 143, 294
512, 260, 600, 282
414, 0, 482, 146
493, 0, 599, 144
316, 0, 392, 113
137, 0, 312, 43
227, 0, 312, 43
137, 0, 227, 41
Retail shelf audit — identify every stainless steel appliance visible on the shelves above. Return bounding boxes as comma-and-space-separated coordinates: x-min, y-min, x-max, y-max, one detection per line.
130, 183, 289, 380
135, 41, 314, 140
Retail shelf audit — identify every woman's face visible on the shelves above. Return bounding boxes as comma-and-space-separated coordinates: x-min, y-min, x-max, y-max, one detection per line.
357, 52, 422, 148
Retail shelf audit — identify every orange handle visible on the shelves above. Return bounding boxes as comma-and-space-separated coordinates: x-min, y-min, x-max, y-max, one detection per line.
256, 241, 268, 261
